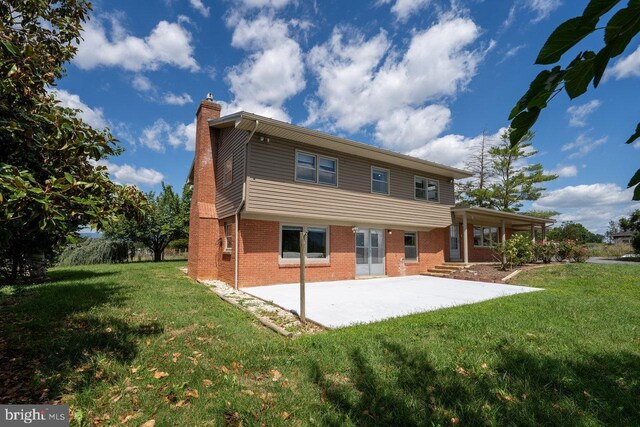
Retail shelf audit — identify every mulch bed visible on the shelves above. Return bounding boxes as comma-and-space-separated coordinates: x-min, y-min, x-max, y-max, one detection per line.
449, 263, 560, 283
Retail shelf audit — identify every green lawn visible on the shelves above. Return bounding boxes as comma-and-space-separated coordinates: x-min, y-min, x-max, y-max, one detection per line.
1, 262, 639, 426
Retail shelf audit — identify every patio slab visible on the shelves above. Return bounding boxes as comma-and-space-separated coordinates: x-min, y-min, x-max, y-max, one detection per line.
244, 275, 542, 328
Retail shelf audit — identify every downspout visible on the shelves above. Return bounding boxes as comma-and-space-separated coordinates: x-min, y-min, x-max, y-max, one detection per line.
234, 119, 259, 290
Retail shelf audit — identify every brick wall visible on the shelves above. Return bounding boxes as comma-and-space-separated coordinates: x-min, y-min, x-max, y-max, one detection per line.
238, 219, 356, 286
459, 223, 513, 263
385, 229, 446, 276
188, 100, 222, 280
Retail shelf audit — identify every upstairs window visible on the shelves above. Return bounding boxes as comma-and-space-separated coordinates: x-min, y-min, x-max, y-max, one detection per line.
295, 151, 337, 186
371, 167, 389, 194
224, 156, 233, 187
415, 177, 439, 202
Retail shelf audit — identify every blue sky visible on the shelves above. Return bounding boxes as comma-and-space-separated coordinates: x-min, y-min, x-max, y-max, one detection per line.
56, 0, 640, 232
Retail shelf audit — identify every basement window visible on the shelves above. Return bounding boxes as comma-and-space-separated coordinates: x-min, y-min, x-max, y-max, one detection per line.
280, 225, 329, 261
404, 232, 418, 261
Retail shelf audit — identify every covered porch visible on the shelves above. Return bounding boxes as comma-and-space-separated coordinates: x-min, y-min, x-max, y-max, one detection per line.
450, 207, 555, 264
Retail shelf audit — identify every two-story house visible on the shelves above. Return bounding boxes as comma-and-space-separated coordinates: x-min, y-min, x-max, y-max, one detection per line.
188, 98, 552, 287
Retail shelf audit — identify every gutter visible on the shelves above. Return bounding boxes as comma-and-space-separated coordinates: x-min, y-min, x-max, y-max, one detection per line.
234, 119, 259, 290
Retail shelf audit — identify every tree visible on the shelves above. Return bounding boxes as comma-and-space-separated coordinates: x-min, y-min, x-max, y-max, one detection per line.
0, 1, 146, 282
456, 131, 495, 208
458, 130, 557, 211
106, 183, 191, 262
619, 209, 640, 253
521, 210, 560, 219
508, 0, 640, 200
547, 221, 604, 244
605, 219, 620, 243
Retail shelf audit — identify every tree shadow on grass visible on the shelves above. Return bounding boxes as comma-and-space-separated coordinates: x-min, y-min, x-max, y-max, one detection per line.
312, 341, 640, 426
0, 274, 162, 403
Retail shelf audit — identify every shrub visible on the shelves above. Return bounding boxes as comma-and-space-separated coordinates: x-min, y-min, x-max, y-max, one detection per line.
57, 239, 131, 266
632, 232, 640, 255
573, 246, 589, 263
492, 234, 534, 270
533, 241, 557, 263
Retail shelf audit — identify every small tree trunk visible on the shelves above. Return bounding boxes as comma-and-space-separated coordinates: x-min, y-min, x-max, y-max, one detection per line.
153, 249, 162, 262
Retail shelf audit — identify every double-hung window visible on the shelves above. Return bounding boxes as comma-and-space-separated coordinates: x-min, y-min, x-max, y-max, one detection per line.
295, 151, 337, 186
280, 225, 329, 261
414, 177, 439, 202
473, 226, 499, 247
224, 222, 233, 251
371, 167, 389, 194
404, 232, 418, 261
223, 156, 233, 187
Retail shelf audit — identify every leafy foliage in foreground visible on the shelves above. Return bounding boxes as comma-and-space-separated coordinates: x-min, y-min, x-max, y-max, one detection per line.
508, 0, 640, 200
1, 262, 639, 425
0, 1, 147, 282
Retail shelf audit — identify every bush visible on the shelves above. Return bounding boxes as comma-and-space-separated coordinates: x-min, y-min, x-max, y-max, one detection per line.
533, 241, 557, 263
492, 234, 534, 270
573, 246, 589, 263
57, 239, 131, 266
632, 232, 640, 255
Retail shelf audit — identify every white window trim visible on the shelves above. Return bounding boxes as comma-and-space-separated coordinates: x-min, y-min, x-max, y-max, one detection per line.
279, 223, 330, 264
223, 156, 233, 187
224, 222, 233, 252
413, 175, 440, 203
473, 225, 499, 248
371, 166, 390, 195
294, 150, 339, 187
404, 231, 419, 262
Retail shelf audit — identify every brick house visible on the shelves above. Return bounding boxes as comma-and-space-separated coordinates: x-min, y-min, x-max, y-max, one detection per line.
187, 98, 552, 287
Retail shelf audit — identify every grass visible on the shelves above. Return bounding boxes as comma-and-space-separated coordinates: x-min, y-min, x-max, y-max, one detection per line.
585, 243, 633, 258
1, 262, 639, 426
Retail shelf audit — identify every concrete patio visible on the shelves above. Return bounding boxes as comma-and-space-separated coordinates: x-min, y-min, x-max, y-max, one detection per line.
244, 275, 542, 328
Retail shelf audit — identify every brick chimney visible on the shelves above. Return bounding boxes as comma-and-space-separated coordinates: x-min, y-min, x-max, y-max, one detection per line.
188, 97, 222, 279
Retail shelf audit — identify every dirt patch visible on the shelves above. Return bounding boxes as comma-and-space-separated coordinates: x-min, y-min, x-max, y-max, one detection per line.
450, 263, 560, 283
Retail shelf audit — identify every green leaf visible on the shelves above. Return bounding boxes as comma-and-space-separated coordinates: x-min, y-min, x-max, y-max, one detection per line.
509, 67, 564, 119
628, 168, 640, 188
625, 122, 640, 145
604, 2, 640, 57
536, 17, 596, 64
509, 109, 541, 147
593, 45, 613, 87
64, 172, 74, 184
0, 40, 18, 55
583, 0, 622, 23
564, 53, 595, 99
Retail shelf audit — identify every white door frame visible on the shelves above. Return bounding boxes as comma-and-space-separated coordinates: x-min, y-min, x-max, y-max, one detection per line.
449, 224, 460, 260
355, 228, 385, 277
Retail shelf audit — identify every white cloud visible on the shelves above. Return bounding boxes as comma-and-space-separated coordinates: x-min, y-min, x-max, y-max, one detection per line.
378, 0, 432, 22
99, 160, 164, 187
238, 0, 291, 8
374, 105, 451, 152
162, 92, 193, 106
306, 15, 484, 150
224, 14, 305, 121
561, 133, 607, 159
501, 4, 517, 30
533, 183, 640, 232
550, 164, 578, 178
609, 45, 640, 79
51, 89, 108, 129
528, 0, 562, 23
498, 44, 526, 63
139, 119, 196, 152
75, 16, 199, 72
132, 74, 154, 92
406, 128, 505, 170
567, 100, 601, 127
189, 0, 210, 17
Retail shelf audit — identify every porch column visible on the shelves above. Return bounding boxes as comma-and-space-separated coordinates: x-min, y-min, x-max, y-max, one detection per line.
542, 224, 547, 243
501, 220, 506, 265
530, 224, 536, 243
462, 212, 469, 265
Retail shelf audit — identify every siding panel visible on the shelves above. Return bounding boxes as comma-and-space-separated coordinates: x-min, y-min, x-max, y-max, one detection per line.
246, 137, 455, 228
215, 128, 246, 218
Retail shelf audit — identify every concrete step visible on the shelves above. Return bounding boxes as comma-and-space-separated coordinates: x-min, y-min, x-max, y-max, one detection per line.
431, 265, 466, 272
421, 272, 449, 278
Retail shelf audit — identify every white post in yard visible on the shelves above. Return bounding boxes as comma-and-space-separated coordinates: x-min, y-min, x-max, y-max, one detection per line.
542, 224, 547, 243
531, 224, 536, 243
501, 219, 507, 265
299, 231, 307, 323
462, 212, 469, 265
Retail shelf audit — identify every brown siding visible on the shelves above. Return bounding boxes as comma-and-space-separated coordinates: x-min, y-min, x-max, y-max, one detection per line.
215, 128, 247, 219
246, 137, 455, 228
